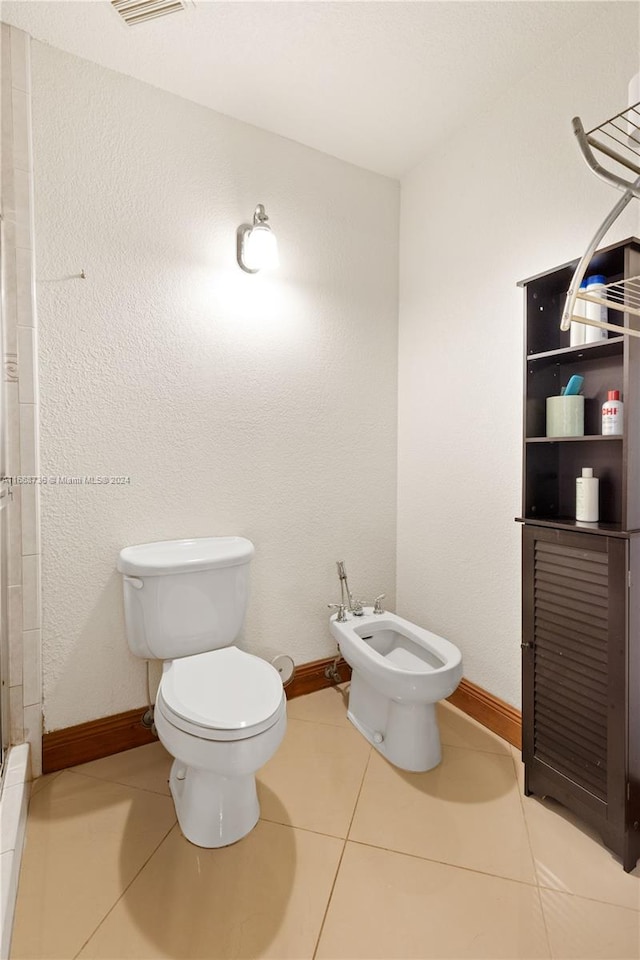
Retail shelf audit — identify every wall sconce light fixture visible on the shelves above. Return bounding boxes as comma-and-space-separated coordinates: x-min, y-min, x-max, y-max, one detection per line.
236, 204, 279, 274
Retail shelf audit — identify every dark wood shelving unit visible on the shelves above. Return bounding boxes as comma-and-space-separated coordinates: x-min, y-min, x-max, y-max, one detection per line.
517, 236, 640, 872
516, 515, 633, 538
525, 435, 622, 443
527, 337, 625, 364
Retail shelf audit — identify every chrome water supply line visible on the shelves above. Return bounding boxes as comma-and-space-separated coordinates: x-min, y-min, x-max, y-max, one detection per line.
142, 660, 157, 736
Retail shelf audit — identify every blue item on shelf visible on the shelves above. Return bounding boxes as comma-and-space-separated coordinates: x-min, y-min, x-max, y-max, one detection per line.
564, 375, 584, 396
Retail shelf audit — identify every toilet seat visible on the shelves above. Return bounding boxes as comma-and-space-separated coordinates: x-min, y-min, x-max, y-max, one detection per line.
158, 647, 285, 741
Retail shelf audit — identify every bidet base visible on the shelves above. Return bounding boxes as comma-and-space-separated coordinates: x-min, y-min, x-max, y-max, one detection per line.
348, 671, 442, 772
169, 760, 260, 848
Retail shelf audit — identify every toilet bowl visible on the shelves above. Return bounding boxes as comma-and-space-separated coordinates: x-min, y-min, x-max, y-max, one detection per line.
155, 647, 286, 847
330, 609, 462, 772
117, 537, 286, 848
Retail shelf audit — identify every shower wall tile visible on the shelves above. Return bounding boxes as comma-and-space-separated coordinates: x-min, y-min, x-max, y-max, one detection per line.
1, 26, 12, 95
23, 704, 41, 778
22, 629, 40, 707
6, 382, 20, 474
7, 487, 23, 588
10, 88, 29, 173
1, 46, 15, 216
9, 28, 29, 95
2, 23, 41, 787
21, 481, 39, 557
19, 403, 37, 476
8, 586, 23, 686
13, 168, 31, 250
16, 248, 34, 327
22, 555, 40, 633
3, 232, 18, 355
9, 686, 23, 744
17, 325, 35, 403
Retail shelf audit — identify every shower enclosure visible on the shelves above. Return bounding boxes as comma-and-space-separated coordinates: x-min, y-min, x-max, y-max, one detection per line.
0, 211, 10, 779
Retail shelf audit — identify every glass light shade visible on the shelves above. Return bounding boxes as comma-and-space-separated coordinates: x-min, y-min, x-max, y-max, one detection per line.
243, 225, 279, 271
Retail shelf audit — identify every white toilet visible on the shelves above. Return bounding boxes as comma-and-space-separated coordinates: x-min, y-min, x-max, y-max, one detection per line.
117, 537, 286, 848
330, 608, 462, 772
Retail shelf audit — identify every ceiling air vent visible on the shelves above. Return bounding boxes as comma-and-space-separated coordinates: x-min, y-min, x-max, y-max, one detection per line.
111, 0, 191, 26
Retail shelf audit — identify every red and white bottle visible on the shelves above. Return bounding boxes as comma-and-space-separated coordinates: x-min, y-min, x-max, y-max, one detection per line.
602, 390, 623, 436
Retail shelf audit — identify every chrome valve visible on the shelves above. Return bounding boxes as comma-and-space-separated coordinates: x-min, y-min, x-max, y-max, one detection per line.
328, 602, 348, 623
373, 594, 385, 615
352, 599, 365, 616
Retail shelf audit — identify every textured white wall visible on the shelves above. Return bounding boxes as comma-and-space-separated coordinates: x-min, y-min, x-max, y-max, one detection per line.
31, 43, 399, 731
397, 4, 640, 708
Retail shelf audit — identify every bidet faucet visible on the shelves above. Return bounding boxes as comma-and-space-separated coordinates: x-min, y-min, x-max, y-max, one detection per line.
373, 594, 385, 614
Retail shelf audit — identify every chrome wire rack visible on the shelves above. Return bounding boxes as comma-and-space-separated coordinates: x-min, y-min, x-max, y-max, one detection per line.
576, 274, 640, 320
560, 100, 640, 339
581, 103, 640, 185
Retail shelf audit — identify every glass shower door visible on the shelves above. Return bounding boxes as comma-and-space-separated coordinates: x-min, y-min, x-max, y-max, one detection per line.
0, 215, 10, 778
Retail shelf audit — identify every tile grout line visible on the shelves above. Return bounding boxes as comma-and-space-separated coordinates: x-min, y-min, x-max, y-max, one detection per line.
337, 738, 542, 895
346, 836, 544, 890
257, 812, 352, 843
72, 820, 178, 960
64, 766, 172, 799
439, 739, 514, 758
285, 715, 352, 731
509, 747, 554, 957
29, 769, 62, 798
535, 883, 640, 914
509, 751, 640, 914
311, 744, 373, 960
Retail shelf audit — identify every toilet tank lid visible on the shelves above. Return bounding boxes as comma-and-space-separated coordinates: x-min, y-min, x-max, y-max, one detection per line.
117, 537, 254, 576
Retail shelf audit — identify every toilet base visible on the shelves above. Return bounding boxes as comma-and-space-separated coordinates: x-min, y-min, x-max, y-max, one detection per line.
348, 671, 442, 772
169, 760, 260, 848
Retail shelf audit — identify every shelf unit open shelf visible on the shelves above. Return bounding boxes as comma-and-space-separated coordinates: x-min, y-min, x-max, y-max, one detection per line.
527, 336, 624, 365
515, 515, 633, 538
519, 237, 640, 530
525, 435, 622, 443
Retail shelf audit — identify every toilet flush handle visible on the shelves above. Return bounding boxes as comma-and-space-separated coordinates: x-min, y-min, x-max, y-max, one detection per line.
124, 575, 144, 590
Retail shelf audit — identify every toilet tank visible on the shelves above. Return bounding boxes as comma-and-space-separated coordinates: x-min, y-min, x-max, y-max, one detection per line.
117, 537, 255, 660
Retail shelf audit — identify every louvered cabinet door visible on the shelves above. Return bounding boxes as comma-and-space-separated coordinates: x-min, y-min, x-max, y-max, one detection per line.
522, 525, 628, 856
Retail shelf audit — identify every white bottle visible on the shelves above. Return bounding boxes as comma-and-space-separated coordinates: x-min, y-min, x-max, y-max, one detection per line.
584, 274, 608, 343
602, 390, 623, 435
576, 467, 599, 522
570, 281, 588, 347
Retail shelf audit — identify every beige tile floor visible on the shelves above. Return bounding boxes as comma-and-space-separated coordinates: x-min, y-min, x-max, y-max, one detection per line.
11, 687, 640, 959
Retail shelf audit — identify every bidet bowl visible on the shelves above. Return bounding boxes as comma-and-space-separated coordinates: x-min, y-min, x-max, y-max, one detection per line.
330, 609, 462, 702
329, 608, 462, 771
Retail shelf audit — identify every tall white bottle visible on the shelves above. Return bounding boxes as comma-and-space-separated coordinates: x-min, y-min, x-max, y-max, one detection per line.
570, 281, 588, 346
584, 275, 608, 343
576, 467, 599, 522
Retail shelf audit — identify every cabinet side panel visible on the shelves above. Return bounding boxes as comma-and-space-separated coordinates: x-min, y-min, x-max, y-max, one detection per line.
629, 538, 640, 829
522, 526, 535, 780
606, 537, 628, 830
623, 247, 640, 530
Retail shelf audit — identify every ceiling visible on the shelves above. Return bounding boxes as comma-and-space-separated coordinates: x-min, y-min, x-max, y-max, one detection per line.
0, 0, 619, 178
